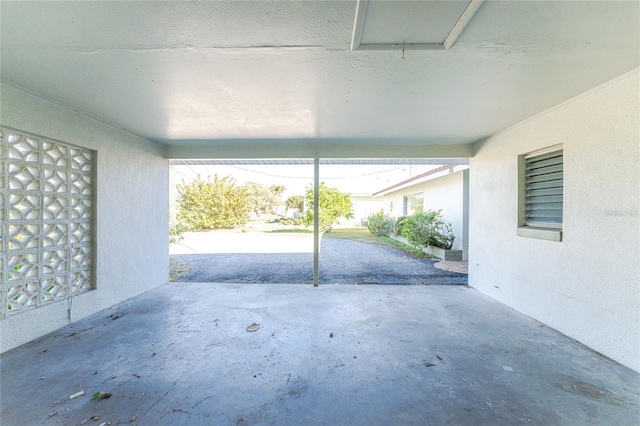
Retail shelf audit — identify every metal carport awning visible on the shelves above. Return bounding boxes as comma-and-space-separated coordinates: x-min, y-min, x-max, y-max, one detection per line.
170, 159, 469, 166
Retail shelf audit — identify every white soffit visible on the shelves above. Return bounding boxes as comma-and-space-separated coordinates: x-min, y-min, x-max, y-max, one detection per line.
1, 1, 638, 145
351, 0, 484, 51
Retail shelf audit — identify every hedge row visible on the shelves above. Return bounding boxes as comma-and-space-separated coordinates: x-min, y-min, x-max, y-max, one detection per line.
367, 210, 455, 250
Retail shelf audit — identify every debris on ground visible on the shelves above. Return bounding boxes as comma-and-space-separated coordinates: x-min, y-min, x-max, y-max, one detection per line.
69, 391, 85, 399
133, 373, 141, 378
424, 363, 436, 367
329, 332, 334, 338
101, 375, 116, 383
246, 323, 260, 332
503, 366, 514, 372
436, 355, 443, 360
91, 416, 99, 421
92, 391, 112, 399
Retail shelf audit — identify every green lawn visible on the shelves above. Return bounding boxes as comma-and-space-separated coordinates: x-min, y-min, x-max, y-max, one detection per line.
266, 228, 313, 234
323, 228, 435, 260
264, 226, 435, 259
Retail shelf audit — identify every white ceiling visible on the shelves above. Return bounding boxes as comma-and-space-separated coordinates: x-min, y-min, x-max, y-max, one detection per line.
1, 1, 638, 152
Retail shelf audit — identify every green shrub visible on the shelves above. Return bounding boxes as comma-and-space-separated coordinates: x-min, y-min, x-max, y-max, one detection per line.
293, 219, 303, 226
176, 175, 250, 231
169, 221, 189, 244
367, 211, 394, 236
401, 210, 455, 250
394, 216, 408, 236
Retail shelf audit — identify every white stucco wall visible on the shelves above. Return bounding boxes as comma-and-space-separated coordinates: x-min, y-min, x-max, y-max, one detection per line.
382, 169, 469, 257
1, 84, 169, 353
469, 70, 640, 371
337, 196, 384, 228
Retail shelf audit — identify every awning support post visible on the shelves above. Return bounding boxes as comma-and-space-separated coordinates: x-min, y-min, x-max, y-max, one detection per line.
313, 157, 320, 287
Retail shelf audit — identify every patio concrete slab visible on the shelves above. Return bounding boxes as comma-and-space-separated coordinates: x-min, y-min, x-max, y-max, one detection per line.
1, 283, 638, 425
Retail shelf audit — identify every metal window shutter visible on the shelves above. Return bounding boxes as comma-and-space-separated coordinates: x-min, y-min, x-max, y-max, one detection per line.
524, 150, 563, 227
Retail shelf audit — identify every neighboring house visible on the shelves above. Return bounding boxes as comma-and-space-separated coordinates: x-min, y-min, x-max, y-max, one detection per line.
373, 165, 469, 260
335, 194, 384, 228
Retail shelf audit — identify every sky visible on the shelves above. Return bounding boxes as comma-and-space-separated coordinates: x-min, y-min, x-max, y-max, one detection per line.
171, 164, 440, 197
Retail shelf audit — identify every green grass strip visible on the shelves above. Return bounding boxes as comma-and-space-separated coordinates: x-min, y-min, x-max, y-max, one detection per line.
324, 228, 435, 260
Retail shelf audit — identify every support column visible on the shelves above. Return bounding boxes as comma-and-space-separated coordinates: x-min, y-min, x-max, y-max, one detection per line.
313, 157, 320, 286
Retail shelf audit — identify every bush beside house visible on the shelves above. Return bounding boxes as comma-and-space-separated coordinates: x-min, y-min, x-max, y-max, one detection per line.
367, 210, 459, 260
367, 211, 395, 235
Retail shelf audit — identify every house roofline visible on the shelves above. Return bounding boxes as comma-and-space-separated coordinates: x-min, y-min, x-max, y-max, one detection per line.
372, 164, 456, 197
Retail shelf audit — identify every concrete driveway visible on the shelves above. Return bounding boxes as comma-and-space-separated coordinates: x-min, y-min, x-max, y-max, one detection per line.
170, 230, 467, 285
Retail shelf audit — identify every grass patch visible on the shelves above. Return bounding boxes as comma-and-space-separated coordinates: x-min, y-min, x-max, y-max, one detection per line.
324, 228, 435, 260
169, 256, 189, 282
266, 228, 313, 234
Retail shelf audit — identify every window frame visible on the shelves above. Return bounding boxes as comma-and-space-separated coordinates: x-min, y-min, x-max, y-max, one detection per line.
517, 144, 563, 242
403, 192, 424, 216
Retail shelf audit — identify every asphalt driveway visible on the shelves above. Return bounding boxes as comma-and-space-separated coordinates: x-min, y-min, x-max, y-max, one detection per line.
170, 231, 467, 285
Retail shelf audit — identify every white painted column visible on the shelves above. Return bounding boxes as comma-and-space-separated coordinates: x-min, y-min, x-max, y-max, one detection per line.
313, 157, 320, 286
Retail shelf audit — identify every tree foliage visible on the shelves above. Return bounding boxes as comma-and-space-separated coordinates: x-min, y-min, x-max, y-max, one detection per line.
244, 182, 280, 215
176, 175, 250, 231
269, 184, 286, 198
285, 195, 304, 213
302, 183, 354, 232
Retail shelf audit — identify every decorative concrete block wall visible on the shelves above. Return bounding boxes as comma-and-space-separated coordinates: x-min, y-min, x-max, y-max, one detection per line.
1, 84, 169, 353
2, 130, 94, 316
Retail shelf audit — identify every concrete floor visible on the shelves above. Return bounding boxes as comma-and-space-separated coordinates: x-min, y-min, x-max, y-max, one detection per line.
1, 283, 638, 425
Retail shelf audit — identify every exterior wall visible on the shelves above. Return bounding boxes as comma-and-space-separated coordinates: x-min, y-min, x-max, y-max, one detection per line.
381, 169, 469, 257
337, 196, 384, 228
1, 84, 169, 353
469, 70, 639, 371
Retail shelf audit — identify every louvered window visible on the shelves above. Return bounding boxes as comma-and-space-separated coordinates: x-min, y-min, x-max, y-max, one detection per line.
523, 149, 563, 228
